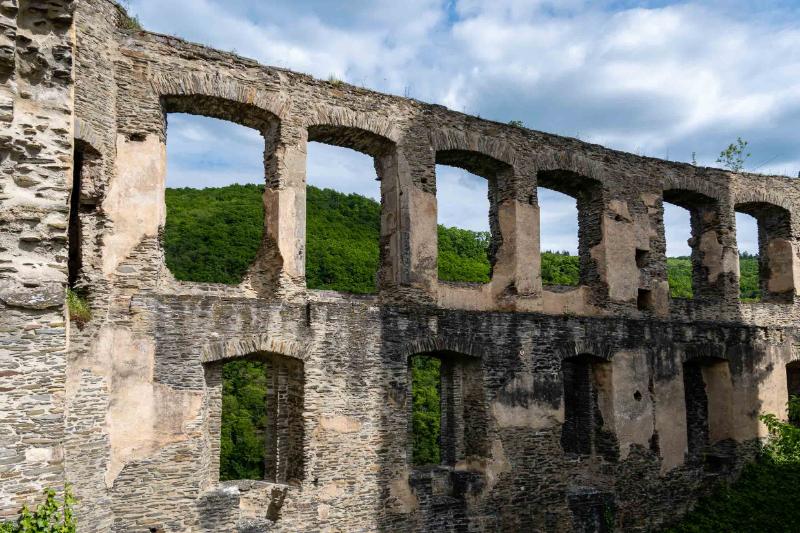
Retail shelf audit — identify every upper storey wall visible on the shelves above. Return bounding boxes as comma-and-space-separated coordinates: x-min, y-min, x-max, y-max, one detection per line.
74, 0, 800, 326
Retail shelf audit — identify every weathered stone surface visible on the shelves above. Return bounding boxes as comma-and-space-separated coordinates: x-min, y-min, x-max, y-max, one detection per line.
2, 0, 800, 531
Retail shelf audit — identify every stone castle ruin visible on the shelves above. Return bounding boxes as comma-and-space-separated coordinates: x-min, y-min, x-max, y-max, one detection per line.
2, 1, 800, 531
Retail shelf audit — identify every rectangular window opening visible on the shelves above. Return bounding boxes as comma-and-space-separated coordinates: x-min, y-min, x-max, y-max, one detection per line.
435, 164, 493, 284
682, 358, 732, 458
218, 356, 304, 484
164, 113, 266, 285
663, 201, 693, 299
410, 352, 487, 467
787, 362, 800, 425
305, 141, 381, 294
538, 187, 579, 287
735, 212, 761, 302
410, 354, 441, 466
561, 355, 614, 458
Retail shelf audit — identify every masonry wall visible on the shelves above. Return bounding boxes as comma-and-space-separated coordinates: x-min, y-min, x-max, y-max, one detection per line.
2, 0, 800, 530
0, 0, 74, 519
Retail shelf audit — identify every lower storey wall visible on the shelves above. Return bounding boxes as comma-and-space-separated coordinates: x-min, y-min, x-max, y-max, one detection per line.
63, 293, 793, 532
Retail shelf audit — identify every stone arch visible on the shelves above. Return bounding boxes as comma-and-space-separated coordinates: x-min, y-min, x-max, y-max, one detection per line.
397, 334, 488, 362
555, 339, 615, 362
201, 334, 308, 364
73, 117, 103, 154
150, 71, 290, 120
662, 174, 725, 203
733, 189, 794, 216
429, 127, 517, 168
530, 149, 605, 184
305, 105, 400, 148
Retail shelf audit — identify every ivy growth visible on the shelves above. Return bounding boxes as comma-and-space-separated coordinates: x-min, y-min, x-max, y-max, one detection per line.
0, 486, 76, 533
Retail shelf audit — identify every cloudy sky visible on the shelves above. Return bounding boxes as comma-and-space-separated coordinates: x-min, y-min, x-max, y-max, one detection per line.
130, 0, 800, 255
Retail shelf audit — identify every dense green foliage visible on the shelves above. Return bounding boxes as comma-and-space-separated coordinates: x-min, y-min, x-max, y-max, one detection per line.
411, 355, 442, 465
437, 226, 491, 283
305, 186, 381, 293
667, 397, 800, 532
0, 486, 76, 533
667, 255, 760, 300
667, 257, 693, 298
219, 360, 268, 481
164, 185, 265, 284
541, 251, 579, 286
739, 252, 761, 301
164, 184, 764, 479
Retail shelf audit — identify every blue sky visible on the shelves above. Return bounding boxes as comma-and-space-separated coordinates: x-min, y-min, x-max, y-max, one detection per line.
131, 0, 800, 255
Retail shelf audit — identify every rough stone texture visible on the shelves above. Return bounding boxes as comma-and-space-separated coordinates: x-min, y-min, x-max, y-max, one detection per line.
0, 0, 74, 519
2, 0, 800, 531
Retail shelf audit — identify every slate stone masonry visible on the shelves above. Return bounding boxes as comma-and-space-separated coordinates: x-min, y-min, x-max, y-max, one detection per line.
2, 0, 800, 531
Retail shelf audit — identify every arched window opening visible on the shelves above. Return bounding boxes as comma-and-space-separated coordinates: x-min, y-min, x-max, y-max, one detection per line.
662, 190, 719, 300
561, 354, 615, 458
538, 171, 603, 288
663, 201, 693, 298
786, 361, 800, 425
735, 202, 792, 303
409, 351, 487, 467
208, 354, 305, 484
735, 212, 760, 301
163, 111, 267, 285
538, 187, 579, 287
683, 357, 732, 458
305, 125, 393, 294
435, 150, 511, 284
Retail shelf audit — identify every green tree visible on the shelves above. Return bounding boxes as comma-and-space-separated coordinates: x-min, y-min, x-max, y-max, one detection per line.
716, 137, 751, 172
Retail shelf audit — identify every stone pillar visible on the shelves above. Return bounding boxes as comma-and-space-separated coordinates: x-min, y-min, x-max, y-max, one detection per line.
264, 356, 304, 484
440, 359, 465, 465
255, 125, 306, 298
392, 141, 437, 300
492, 167, 540, 301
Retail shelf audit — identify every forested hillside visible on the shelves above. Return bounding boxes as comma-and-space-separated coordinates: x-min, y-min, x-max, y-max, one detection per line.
163, 183, 761, 479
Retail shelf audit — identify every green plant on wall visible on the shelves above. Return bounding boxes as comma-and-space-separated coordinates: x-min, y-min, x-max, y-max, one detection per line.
667, 396, 800, 532
716, 137, 751, 172
0, 486, 76, 533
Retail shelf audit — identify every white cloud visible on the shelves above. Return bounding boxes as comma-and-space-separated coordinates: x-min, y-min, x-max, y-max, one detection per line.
146, 0, 800, 256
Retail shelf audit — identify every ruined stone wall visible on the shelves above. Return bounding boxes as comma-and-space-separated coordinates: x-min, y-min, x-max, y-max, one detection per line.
0, 0, 74, 519
2, 0, 800, 530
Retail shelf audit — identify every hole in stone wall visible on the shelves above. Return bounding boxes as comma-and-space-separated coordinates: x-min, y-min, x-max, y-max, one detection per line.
305, 140, 381, 294
633, 390, 642, 402
216, 354, 305, 483
163, 113, 266, 285
537, 171, 603, 289
663, 201, 693, 299
635, 248, 650, 270
538, 187, 579, 287
787, 361, 800, 425
409, 351, 487, 467
561, 354, 615, 458
735, 212, 761, 302
637, 288, 654, 311
435, 163, 493, 284
682, 357, 732, 458
68, 143, 84, 289
410, 354, 441, 466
